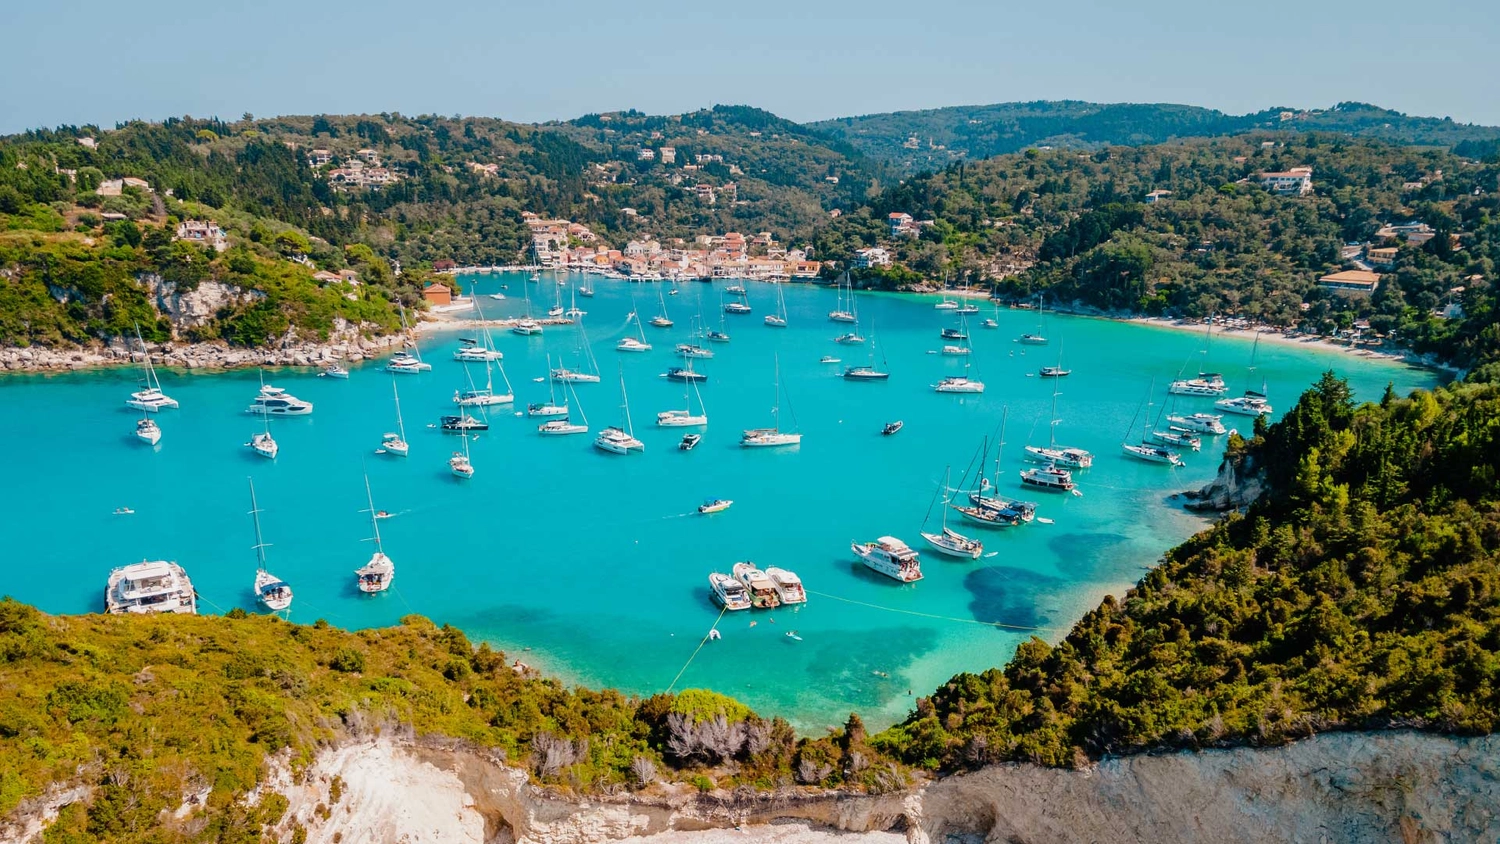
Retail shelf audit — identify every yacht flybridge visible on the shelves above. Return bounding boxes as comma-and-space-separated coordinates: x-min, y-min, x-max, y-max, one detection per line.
733, 562, 782, 609
852, 536, 923, 582
709, 573, 752, 610
247, 383, 314, 416
355, 474, 394, 593
764, 567, 806, 604
247, 479, 293, 612
741, 355, 801, 447
125, 325, 179, 412
104, 560, 197, 615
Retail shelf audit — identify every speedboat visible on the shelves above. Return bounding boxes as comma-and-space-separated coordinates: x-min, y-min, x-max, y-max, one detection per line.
1122, 442, 1185, 466
820, 356, 842, 364
733, 562, 781, 608
921, 527, 984, 560
709, 573, 752, 610
247, 385, 313, 416
379, 432, 409, 457
981, 318, 999, 329
538, 418, 588, 436
1020, 464, 1076, 492
843, 366, 889, 381
707, 329, 730, 343
616, 336, 653, 352
511, 319, 543, 336
1024, 445, 1093, 469
248, 432, 278, 459
1167, 413, 1227, 435
127, 387, 179, 412
449, 451, 475, 478
724, 301, 752, 315
320, 363, 351, 378
676, 344, 714, 359
528, 401, 569, 418
135, 418, 162, 446
649, 315, 674, 328
1169, 374, 1228, 397
834, 333, 866, 345
355, 552, 394, 593
665, 367, 707, 383
440, 414, 489, 432
851, 536, 923, 582
934, 376, 984, 393
956, 304, 980, 315
1018, 333, 1048, 345
593, 426, 645, 454
941, 345, 970, 356
740, 427, 801, 447
104, 560, 197, 615
1150, 429, 1202, 451
940, 328, 968, 341
1039, 366, 1071, 377
698, 498, 733, 514
764, 567, 807, 604
1215, 392, 1273, 417
255, 569, 293, 612
882, 420, 904, 436
113, 507, 134, 516
679, 433, 701, 450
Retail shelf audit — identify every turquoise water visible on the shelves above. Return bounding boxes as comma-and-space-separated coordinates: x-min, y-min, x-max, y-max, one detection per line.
0, 273, 1438, 731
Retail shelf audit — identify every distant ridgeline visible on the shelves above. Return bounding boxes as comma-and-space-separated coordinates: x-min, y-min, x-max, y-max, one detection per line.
3, 372, 1499, 840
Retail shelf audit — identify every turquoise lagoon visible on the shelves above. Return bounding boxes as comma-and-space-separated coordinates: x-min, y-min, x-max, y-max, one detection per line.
0, 273, 1439, 731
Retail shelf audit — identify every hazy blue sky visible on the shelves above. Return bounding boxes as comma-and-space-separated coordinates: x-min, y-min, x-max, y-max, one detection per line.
3, 0, 1497, 133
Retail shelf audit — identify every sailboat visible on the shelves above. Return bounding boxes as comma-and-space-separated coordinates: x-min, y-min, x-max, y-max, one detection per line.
354, 475, 394, 593
920, 468, 984, 559
724, 286, 752, 315
935, 313, 984, 392
378, 377, 410, 456
1214, 332, 1274, 417
125, 324, 179, 412
247, 478, 293, 612
617, 296, 654, 352
512, 281, 543, 335
763, 282, 788, 327
135, 413, 162, 446
551, 320, 602, 382
1122, 379, 1185, 465
707, 303, 732, 342
246, 413, 278, 459
843, 318, 890, 381
657, 373, 708, 427
594, 367, 645, 454
449, 431, 475, 478
741, 355, 802, 447
454, 296, 505, 361
546, 282, 565, 318
1169, 319, 1227, 396
565, 283, 586, 319
528, 355, 570, 417
538, 379, 589, 435
387, 305, 433, 372
649, 286, 674, 328
454, 357, 515, 406
828, 272, 857, 323
1024, 348, 1093, 468
1018, 293, 1048, 345
957, 424, 1038, 524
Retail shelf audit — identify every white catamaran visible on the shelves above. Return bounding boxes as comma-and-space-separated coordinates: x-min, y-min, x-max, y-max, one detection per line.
125, 324, 179, 412
594, 368, 645, 454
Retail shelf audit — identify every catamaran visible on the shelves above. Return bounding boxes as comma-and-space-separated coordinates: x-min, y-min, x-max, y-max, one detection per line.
387, 305, 434, 371
449, 432, 475, 479
538, 379, 589, 436
354, 474, 394, 593
247, 478, 293, 612
104, 559, 196, 615
851, 536, 923, 582
1169, 319, 1227, 396
564, 283, 586, 319
1214, 331, 1274, 417
453, 297, 505, 361
135, 416, 162, 446
125, 324, 179, 412
657, 373, 708, 427
594, 368, 645, 454
920, 468, 984, 559
764, 282, 788, 327
378, 377, 410, 456
741, 355, 802, 447
709, 572, 752, 610
828, 272, 857, 323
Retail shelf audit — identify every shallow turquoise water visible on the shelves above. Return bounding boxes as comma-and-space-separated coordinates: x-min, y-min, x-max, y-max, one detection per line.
0, 273, 1438, 730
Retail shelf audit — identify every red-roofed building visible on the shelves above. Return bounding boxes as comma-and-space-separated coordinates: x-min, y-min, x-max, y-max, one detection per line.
422, 283, 453, 306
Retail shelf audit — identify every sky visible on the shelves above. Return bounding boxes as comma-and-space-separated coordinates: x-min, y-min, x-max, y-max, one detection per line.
3, 0, 1498, 134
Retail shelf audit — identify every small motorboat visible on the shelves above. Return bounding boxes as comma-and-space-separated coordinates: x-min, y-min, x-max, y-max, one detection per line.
882, 420, 904, 436
319, 364, 350, 379
707, 329, 731, 343
374, 510, 393, 520
820, 355, 842, 364
488, 293, 507, 300
1039, 366, 1071, 378
664, 367, 707, 383
113, 507, 134, 516
698, 498, 733, 514
679, 433, 702, 451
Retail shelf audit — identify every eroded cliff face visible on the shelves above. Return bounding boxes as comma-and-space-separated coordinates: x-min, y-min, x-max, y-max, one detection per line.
260, 732, 1500, 844
1180, 444, 1265, 512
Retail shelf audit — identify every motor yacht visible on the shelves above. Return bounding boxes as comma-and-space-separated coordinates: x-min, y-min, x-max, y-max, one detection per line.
104, 560, 197, 615
1166, 412, 1227, 435
698, 498, 733, 514
709, 573, 752, 610
732, 562, 782, 609
851, 536, 923, 582
764, 567, 807, 604
934, 376, 984, 393
247, 384, 313, 416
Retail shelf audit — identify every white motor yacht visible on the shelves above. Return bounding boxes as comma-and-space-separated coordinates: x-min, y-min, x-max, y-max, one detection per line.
104, 560, 197, 615
1150, 429, 1202, 451
1122, 442, 1185, 466
1019, 464, 1076, 492
733, 562, 782, 609
709, 573, 752, 610
1167, 413, 1227, 435
934, 376, 985, 393
851, 536, 923, 582
135, 417, 162, 446
941, 345, 970, 356
617, 336, 652, 352
763, 567, 806, 604
247, 384, 314, 416
698, 498, 733, 514
1215, 392, 1273, 417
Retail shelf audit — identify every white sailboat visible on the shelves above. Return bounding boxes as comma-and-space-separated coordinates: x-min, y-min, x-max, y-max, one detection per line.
512, 282, 543, 335
552, 320, 602, 383
1169, 319, 1227, 396
387, 304, 434, 372
935, 313, 984, 393
247, 478, 293, 612
1214, 332, 1274, 417
1024, 349, 1093, 468
538, 379, 589, 435
246, 413, 278, 459
134, 414, 162, 446
454, 356, 515, 406
565, 283, 586, 319
449, 431, 475, 478
843, 319, 890, 381
764, 282, 788, 327
828, 272, 857, 322
1018, 293, 1048, 345
529, 354, 570, 417
378, 377, 410, 456
1122, 379, 1185, 466
920, 468, 984, 559
125, 324, 179, 412
657, 374, 708, 427
617, 292, 654, 351
594, 367, 645, 454
741, 355, 802, 447
649, 286, 674, 328
454, 296, 505, 361
354, 474, 394, 593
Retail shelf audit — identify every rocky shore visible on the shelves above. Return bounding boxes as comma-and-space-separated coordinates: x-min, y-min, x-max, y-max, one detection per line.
0, 329, 408, 374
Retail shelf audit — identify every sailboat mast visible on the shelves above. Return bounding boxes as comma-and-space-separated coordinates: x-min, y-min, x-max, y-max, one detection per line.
364, 474, 383, 552
248, 478, 269, 571
619, 367, 635, 436
391, 378, 406, 439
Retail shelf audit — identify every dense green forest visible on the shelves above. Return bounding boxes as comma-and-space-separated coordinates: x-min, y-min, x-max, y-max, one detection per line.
813, 101, 1500, 174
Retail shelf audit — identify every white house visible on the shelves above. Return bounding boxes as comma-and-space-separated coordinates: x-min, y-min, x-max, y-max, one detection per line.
175, 220, 229, 252
658, 146, 676, 164
1259, 167, 1313, 196
888, 212, 916, 236
853, 247, 892, 268
637, 148, 656, 161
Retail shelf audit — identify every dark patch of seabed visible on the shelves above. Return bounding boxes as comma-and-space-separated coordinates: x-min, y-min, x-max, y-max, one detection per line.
1047, 530, 1136, 580
797, 624, 940, 712
963, 565, 1065, 631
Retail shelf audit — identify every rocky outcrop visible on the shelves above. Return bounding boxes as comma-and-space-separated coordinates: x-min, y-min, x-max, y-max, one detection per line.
0, 327, 406, 373
253, 731, 1499, 844
1179, 445, 1266, 512
143, 273, 265, 332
